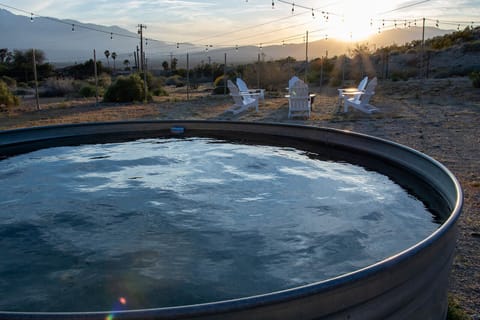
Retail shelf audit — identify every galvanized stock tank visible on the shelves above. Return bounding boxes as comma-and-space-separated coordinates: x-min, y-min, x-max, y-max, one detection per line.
0, 121, 463, 320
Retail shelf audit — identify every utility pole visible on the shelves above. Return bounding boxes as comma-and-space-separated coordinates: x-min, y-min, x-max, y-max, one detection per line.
93, 49, 98, 106
143, 52, 148, 103
186, 52, 190, 100
137, 24, 147, 72
32, 48, 40, 110
305, 30, 309, 82
224, 52, 227, 95
421, 17, 426, 79
134, 49, 138, 71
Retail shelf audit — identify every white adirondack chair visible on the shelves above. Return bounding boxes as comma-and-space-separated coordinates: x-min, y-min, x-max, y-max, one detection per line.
236, 78, 265, 101
288, 76, 300, 90
287, 79, 311, 119
338, 76, 368, 105
227, 80, 259, 114
343, 77, 378, 114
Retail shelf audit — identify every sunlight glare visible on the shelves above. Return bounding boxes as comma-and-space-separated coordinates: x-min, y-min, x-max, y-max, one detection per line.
328, 2, 377, 42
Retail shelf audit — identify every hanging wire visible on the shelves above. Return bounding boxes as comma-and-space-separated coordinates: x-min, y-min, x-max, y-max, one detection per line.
0, 1, 478, 61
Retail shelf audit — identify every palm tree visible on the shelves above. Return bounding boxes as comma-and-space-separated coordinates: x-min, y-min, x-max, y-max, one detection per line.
111, 52, 117, 73
123, 59, 130, 71
104, 50, 110, 68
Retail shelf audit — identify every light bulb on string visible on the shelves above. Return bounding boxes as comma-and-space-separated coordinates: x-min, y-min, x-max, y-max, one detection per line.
110, 32, 113, 40
30, 13, 34, 22
436, 20, 439, 28
312, 8, 315, 18
291, 3, 294, 14
71, 24, 75, 32
145, 38, 148, 46
272, 0, 274, 8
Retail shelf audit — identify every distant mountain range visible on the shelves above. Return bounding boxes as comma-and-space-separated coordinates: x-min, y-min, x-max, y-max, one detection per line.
1, 8, 453, 68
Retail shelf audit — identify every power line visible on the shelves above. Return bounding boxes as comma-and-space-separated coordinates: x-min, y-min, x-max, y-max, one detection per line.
0, 2, 139, 40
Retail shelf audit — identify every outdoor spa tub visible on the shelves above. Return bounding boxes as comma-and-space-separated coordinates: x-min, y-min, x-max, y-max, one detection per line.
0, 121, 462, 320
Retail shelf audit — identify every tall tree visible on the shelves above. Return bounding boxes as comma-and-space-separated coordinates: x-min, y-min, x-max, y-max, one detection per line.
162, 61, 169, 71
171, 57, 178, 70
111, 52, 117, 72
104, 50, 110, 68
0, 48, 8, 63
123, 59, 130, 70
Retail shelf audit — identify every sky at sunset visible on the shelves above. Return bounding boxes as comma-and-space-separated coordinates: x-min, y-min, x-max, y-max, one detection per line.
1, 0, 479, 48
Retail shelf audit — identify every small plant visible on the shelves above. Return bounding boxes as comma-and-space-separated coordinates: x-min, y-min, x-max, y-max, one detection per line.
0, 80, 20, 109
469, 71, 480, 88
447, 295, 470, 320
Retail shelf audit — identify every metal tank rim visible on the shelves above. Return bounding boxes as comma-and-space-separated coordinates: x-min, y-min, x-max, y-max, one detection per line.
0, 120, 463, 320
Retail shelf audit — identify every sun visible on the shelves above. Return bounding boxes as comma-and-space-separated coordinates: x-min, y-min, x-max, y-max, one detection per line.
326, 3, 377, 42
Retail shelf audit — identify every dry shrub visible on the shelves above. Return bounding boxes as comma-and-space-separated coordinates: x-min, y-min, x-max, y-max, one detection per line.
242, 62, 293, 92
41, 77, 75, 97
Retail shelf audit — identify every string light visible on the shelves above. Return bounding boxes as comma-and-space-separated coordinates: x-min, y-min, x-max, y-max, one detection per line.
1, 1, 478, 62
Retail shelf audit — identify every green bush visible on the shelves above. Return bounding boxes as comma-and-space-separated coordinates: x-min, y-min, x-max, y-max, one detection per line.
0, 80, 20, 108
469, 71, 480, 88
103, 74, 151, 102
165, 75, 185, 87
212, 75, 229, 95
79, 85, 97, 97
1, 76, 16, 88
152, 87, 168, 96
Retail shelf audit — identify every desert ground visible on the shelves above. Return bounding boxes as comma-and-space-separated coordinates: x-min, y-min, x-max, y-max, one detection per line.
1, 77, 479, 318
